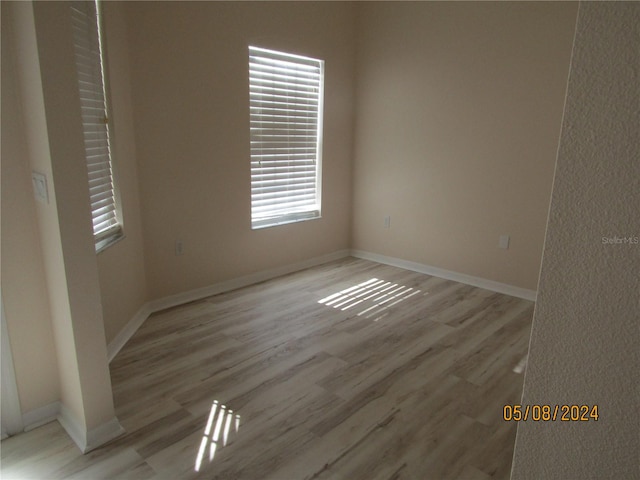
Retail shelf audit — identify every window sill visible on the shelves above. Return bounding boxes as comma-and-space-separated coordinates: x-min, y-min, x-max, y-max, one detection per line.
96, 230, 125, 254
251, 212, 321, 230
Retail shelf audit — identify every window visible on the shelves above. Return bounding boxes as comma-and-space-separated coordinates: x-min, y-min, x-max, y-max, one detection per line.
71, 0, 121, 251
249, 46, 324, 229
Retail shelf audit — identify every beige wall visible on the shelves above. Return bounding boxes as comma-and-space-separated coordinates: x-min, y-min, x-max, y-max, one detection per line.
512, 3, 640, 477
124, 1, 356, 299
1, 3, 59, 414
96, 2, 148, 344
352, 2, 577, 290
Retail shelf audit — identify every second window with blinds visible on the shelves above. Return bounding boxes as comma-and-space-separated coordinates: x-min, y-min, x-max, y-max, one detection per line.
249, 46, 324, 229
71, 0, 121, 252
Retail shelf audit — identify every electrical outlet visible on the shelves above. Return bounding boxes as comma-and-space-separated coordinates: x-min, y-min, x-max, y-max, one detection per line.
499, 235, 510, 249
384, 216, 391, 229
175, 240, 184, 256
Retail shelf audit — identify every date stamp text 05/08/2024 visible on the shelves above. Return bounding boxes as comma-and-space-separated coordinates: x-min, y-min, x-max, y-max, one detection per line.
503, 405, 599, 422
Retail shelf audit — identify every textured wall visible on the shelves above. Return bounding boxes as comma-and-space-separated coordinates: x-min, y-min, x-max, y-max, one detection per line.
352, 2, 577, 291
512, 3, 640, 478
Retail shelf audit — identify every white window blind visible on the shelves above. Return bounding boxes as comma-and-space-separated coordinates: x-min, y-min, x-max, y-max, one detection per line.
71, 1, 120, 245
249, 46, 324, 229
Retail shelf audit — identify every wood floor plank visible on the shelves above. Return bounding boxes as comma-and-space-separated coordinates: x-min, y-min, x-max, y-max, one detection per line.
1, 257, 533, 479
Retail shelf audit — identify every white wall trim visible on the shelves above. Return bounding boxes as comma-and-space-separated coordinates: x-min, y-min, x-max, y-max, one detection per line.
148, 249, 351, 313
107, 249, 351, 363
1, 294, 25, 437
22, 401, 60, 432
107, 303, 153, 362
21, 402, 124, 453
85, 416, 125, 453
57, 404, 86, 451
58, 404, 124, 453
350, 249, 537, 301
107, 247, 535, 367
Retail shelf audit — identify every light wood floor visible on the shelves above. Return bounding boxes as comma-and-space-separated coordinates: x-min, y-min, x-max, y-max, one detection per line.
1, 258, 534, 479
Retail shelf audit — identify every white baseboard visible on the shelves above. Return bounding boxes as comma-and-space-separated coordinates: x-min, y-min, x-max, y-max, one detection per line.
85, 417, 125, 453
21, 402, 124, 453
107, 303, 153, 363
58, 404, 124, 453
22, 401, 60, 432
107, 247, 534, 368
350, 249, 537, 301
148, 249, 351, 313
107, 249, 351, 363
57, 404, 85, 451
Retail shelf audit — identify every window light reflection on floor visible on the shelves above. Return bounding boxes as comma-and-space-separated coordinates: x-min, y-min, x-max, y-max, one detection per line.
195, 400, 241, 472
318, 278, 421, 320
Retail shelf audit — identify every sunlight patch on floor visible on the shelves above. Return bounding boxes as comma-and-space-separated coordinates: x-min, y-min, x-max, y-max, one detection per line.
195, 400, 240, 472
318, 278, 421, 320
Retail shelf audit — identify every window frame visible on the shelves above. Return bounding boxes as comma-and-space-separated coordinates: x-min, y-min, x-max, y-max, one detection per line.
248, 46, 324, 230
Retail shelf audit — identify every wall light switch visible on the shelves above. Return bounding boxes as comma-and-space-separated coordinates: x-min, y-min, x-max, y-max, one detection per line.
499, 235, 510, 249
384, 216, 391, 229
32, 172, 49, 204
175, 240, 184, 256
